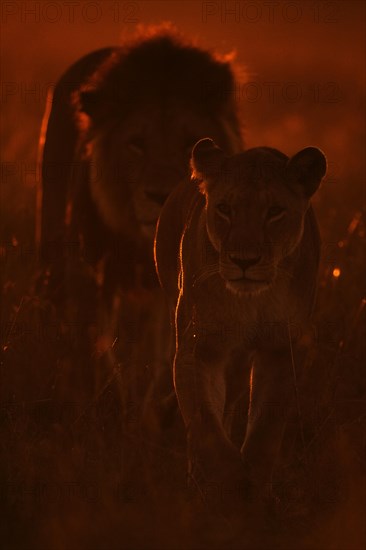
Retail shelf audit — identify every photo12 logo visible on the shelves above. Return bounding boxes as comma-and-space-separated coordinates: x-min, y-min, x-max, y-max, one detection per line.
201, 80, 343, 105
1, 1, 140, 24
201, 1, 340, 24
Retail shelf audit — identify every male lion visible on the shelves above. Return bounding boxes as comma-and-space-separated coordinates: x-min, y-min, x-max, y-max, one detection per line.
37, 30, 243, 402
155, 138, 327, 509
38, 30, 242, 299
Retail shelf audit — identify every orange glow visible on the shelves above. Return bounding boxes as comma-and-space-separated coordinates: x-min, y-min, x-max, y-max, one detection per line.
333, 268, 341, 278
347, 212, 362, 235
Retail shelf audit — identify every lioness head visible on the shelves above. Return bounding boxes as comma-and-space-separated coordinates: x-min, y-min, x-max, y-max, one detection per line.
191, 138, 327, 294
76, 34, 243, 243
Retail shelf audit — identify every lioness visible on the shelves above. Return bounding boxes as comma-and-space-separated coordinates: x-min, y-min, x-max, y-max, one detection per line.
155, 138, 327, 505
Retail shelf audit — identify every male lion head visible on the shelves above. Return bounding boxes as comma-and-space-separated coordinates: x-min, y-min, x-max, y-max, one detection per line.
191, 138, 327, 294
75, 33, 243, 244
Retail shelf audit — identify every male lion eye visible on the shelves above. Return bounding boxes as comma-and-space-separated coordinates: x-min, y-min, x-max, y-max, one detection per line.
216, 203, 231, 217
267, 206, 285, 221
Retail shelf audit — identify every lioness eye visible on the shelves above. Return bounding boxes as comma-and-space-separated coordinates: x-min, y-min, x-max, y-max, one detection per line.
216, 203, 231, 217
267, 206, 285, 221
127, 137, 145, 155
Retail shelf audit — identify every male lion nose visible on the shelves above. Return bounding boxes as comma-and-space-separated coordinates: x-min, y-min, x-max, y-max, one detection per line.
145, 190, 169, 205
229, 255, 261, 272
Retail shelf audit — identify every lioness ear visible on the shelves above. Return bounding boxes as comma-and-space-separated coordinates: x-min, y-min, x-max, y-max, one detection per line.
286, 147, 327, 197
191, 138, 226, 181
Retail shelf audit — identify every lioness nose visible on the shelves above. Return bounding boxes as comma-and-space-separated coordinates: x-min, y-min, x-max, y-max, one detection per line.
145, 190, 169, 205
229, 255, 261, 271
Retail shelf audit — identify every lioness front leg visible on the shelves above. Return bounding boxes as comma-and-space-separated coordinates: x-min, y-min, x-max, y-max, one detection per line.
174, 318, 245, 490
240, 347, 298, 499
